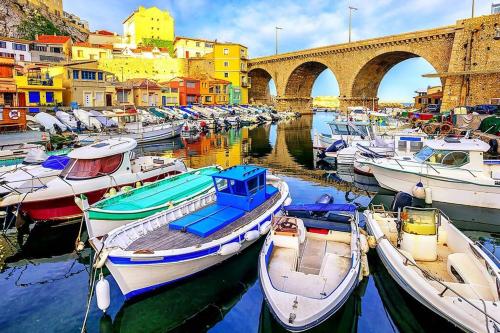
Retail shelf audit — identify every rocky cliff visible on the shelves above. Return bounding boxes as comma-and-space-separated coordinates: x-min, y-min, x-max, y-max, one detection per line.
0, 0, 88, 41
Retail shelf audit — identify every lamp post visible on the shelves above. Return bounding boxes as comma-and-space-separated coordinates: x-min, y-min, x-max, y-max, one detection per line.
348, 6, 358, 43
275, 26, 283, 55
471, 0, 475, 18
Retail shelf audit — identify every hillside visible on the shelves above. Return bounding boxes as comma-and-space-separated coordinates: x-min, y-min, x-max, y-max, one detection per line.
0, 0, 88, 41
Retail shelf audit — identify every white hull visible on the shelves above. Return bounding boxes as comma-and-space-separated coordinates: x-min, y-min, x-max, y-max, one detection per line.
78, 123, 182, 144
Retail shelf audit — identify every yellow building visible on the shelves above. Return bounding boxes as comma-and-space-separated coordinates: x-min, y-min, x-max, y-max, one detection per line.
98, 56, 186, 82
213, 43, 249, 104
174, 37, 214, 59
15, 66, 64, 108
72, 43, 113, 61
200, 78, 230, 105
312, 96, 340, 108
123, 6, 175, 50
160, 85, 179, 106
24, 0, 63, 16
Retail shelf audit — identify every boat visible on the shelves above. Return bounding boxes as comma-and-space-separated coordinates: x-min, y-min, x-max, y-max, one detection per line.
34, 112, 67, 134
55, 111, 79, 130
0, 138, 187, 221
84, 165, 221, 238
361, 138, 500, 211
259, 199, 365, 331
90, 165, 291, 298
365, 205, 500, 333
73, 109, 102, 131
0, 155, 70, 196
89, 110, 118, 128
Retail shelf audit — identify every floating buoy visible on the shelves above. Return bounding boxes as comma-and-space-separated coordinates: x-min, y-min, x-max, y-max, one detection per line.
96, 274, 110, 312
259, 220, 272, 235
367, 235, 377, 248
425, 187, 433, 204
76, 241, 85, 252
135, 181, 142, 188
412, 182, 425, 199
107, 188, 117, 197
244, 230, 260, 242
360, 234, 369, 254
219, 242, 241, 255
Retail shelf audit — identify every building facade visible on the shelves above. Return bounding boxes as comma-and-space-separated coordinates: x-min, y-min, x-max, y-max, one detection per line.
213, 43, 249, 104
88, 30, 122, 46
163, 77, 200, 105
126, 78, 161, 107
98, 56, 185, 82
0, 37, 31, 62
15, 66, 64, 110
72, 43, 113, 61
0, 57, 16, 106
174, 37, 214, 59
30, 35, 72, 63
414, 86, 443, 110
123, 6, 175, 50
199, 78, 230, 105
63, 11, 89, 30
160, 86, 179, 106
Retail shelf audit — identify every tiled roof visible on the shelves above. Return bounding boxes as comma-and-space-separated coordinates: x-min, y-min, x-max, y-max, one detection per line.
94, 30, 115, 36
74, 42, 113, 49
36, 35, 71, 44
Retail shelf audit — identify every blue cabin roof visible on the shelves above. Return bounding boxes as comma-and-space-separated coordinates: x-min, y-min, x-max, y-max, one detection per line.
212, 165, 266, 182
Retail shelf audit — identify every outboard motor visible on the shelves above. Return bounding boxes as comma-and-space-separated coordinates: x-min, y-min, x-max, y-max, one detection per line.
315, 194, 333, 205
488, 138, 498, 154
391, 191, 413, 212
325, 140, 347, 153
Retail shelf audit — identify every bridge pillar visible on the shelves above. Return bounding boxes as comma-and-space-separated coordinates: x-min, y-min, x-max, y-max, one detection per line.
276, 96, 313, 114
339, 97, 379, 111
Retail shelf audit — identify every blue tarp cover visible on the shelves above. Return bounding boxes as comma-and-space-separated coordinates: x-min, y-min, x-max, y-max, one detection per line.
266, 185, 278, 198
285, 203, 356, 212
41, 155, 70, 170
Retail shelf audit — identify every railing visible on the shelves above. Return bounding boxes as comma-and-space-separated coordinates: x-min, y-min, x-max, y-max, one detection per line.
27, 78, 54, 86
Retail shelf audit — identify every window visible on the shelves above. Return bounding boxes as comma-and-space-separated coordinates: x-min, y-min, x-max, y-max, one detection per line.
195, 52, 201, 57
186, 81, 196, 88
90, 54, 95, 60
45, 92, 54, 103
0, 41, 6, 48
19, 54, 24, 61
117, 90, 129, 103
196, 42, 200, 47
224, 61, 229, 67
28, 91, 40, 103
62, 154, 123, 180
98, 72, 103, 80
171, 88, 178, 93
34, 45, 47, 52
438, 151, 469, 166
67, 70, 71, 79
99, 52, 106, 59
415, 147, 434, 162
224, 72, 229, 78
50, 47, 62, 53
13, 43, 26, 51
223, 48, 229, 55
77, 50, 83, 57
205, 43, 212, 48
247, 177, 258, 194
81, 71, 96, 80
215, 178, 229, 192
205, 96, 212, 102
73, 70, 79, 79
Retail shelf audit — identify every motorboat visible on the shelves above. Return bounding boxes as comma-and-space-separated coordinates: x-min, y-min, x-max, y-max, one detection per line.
34, 112, 67, 134
90, 165, 290, 298
365, 205, 499, 333
361, 138, 500, 211
84, 166, 221, 238
73, 109, 102, 131
89, 110, 118, 128
259, 200, 366, 331
0, 138, 187, 221
55, 111, 79, 130
0, 155, 69, 196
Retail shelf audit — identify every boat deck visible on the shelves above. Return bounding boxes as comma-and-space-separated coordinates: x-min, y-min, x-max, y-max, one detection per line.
126, 191, 281, 252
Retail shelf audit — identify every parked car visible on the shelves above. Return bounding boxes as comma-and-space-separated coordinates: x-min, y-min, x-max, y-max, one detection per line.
471, 104, 500, 115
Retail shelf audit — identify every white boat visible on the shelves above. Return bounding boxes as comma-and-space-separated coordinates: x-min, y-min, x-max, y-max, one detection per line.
55, 111, 79, 130
88, 165, 291, 299
259, 203, 365, 331
89, 110, 118, 128
0, 138, 187, 221
361, 138, 500, 211
73, 109, 102, 131
365, 206, 500, 333
34, 112, 67, 134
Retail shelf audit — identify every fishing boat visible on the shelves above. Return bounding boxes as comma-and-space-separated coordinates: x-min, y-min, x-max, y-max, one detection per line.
365, 205, 500, 333
34, 112, 67, 134
73, 109, 102, 131
259, 198, 366, 331
84, 166, 221, 238
55, 111, 79, 130
361, 138, 500, 212
90, 165, 290, 298
0, 138, 187, 221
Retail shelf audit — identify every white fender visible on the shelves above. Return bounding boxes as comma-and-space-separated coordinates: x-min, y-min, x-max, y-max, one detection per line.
259, 220, 272, 235
361, 253, 370, 277
412, 182, 425, 199
424, 187, 432, 204
360, 234, 369, 254
284, 197, 292, 206
219, 242, 241, 256
94, 249, 109, 269
96, 274, 110, 312
367, 235, 377, 248
244, 230, 260, 242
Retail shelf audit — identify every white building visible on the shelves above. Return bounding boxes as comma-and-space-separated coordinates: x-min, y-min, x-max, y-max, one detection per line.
492, 3, 500, 14
0, 37, 32, 62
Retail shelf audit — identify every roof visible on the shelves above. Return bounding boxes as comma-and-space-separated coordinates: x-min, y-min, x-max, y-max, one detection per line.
202, 77, 231, 85
73, 42, 113, 49
0, 36, 31, 44
93, 30, 116, 36
68, 138, 137, 159
425, 138, 490, 152
174, 36, 215, 44
36, 35, 71, 44
213, 165, 266, 182
125, 78, 161, 89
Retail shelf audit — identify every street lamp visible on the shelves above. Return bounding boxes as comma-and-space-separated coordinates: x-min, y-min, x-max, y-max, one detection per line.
349, 6, 358, 43
275, 26, 283, 55
471, 0, 475, 18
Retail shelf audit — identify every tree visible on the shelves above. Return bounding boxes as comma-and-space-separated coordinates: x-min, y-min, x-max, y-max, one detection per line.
17, 12, 65, 40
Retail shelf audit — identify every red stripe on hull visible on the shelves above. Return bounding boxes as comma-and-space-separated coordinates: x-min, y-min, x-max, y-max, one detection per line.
21, 172, 180, 222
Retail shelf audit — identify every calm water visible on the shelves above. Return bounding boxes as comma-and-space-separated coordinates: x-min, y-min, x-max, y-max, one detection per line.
0, 113, 498, 333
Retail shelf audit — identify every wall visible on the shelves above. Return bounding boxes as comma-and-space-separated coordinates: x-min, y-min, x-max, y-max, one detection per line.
213, 43, 249, 104
0, 38, 31, 62
72, 45, 113, 61
123, 6, 175, 47
174, 38, 214, 58
98, 57, 186, 82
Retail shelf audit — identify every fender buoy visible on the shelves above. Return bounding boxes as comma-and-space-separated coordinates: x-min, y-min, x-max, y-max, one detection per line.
412, 182, 425, 199
244, 230, 260, 242
360, 234, 369, 254
367, 235, 377, 248
96, 274, 110, 312
219, 242, 241, 255
94, 249, 109, 269
259, 220, 272, 235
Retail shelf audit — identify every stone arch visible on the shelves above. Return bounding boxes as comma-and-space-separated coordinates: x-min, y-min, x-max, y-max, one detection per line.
350, 50, 443, 100
248, 68, 275, 105
284, 61, 339, 98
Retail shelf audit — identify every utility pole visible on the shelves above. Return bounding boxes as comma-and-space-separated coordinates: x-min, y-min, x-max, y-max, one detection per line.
348, 6, 358, 43
471, 0, 475, 17
275, 26, 283, 55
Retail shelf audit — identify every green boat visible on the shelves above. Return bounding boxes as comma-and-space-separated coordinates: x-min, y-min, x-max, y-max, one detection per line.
85, 166, 221, 238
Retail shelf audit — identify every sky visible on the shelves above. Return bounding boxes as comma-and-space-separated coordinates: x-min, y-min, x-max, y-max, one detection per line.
64, 0, 495, 102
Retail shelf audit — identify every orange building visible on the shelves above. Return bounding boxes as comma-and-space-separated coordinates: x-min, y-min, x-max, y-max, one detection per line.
199, 77, 230, 105
0, 57, 16, 106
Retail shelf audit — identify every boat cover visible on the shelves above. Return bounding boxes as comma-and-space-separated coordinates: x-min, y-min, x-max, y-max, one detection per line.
301, 217, 352, 232
169, 204, 245, 237
41, 155, 70, 170
284, 203, 356, 212
266, 185, 278, 198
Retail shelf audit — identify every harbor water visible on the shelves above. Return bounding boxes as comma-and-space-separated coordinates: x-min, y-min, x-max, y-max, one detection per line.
0, 112, 497, 333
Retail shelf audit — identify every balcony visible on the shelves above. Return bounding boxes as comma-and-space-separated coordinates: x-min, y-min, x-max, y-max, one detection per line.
27, 78, 54, 86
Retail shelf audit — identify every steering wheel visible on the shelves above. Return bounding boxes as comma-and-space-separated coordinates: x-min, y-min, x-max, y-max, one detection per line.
441, 152, 467, 166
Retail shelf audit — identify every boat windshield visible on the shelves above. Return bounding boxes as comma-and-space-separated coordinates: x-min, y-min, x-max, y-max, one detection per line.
60, 154, 124, 180
414, 147, 470, 166
350, 124, 373, 138
414, 146, 434, 162
330, 123, 350, 135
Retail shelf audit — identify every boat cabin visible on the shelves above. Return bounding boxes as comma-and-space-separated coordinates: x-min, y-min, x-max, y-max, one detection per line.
413, 138, 490, 170
394, 134, 427, 155
328, 121, 374, 140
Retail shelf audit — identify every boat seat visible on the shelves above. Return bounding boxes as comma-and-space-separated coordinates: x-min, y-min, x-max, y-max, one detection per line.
325, 241, 351, 258
265, 185, 278, 198
403, 222, 436, 236
447, 253, 486, 285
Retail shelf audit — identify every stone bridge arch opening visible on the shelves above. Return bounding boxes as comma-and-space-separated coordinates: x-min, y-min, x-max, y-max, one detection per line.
351, 51, 442, 108
248, 68, 276, 105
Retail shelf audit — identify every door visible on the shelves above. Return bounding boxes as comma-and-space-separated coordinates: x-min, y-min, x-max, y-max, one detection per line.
106, 94, 112, 106
84, 92, 92, 107
162, 95, 166, 106
18, 92, 26, 107
95, 92, 104, 107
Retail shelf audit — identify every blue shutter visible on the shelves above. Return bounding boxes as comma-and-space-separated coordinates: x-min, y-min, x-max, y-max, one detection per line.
73, 70, 79, 79
98, 72, 103, 80
46, 92, 54, 103
28, 91, 40, 103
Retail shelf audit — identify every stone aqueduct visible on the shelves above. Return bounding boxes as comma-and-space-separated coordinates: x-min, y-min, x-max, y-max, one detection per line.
248, 14, 500, 112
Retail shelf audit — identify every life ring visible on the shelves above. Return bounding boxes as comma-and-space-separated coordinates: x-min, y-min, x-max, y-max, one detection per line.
423, 124, 436, 135
8, 110, 20, 120
440, 123, 452, 134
